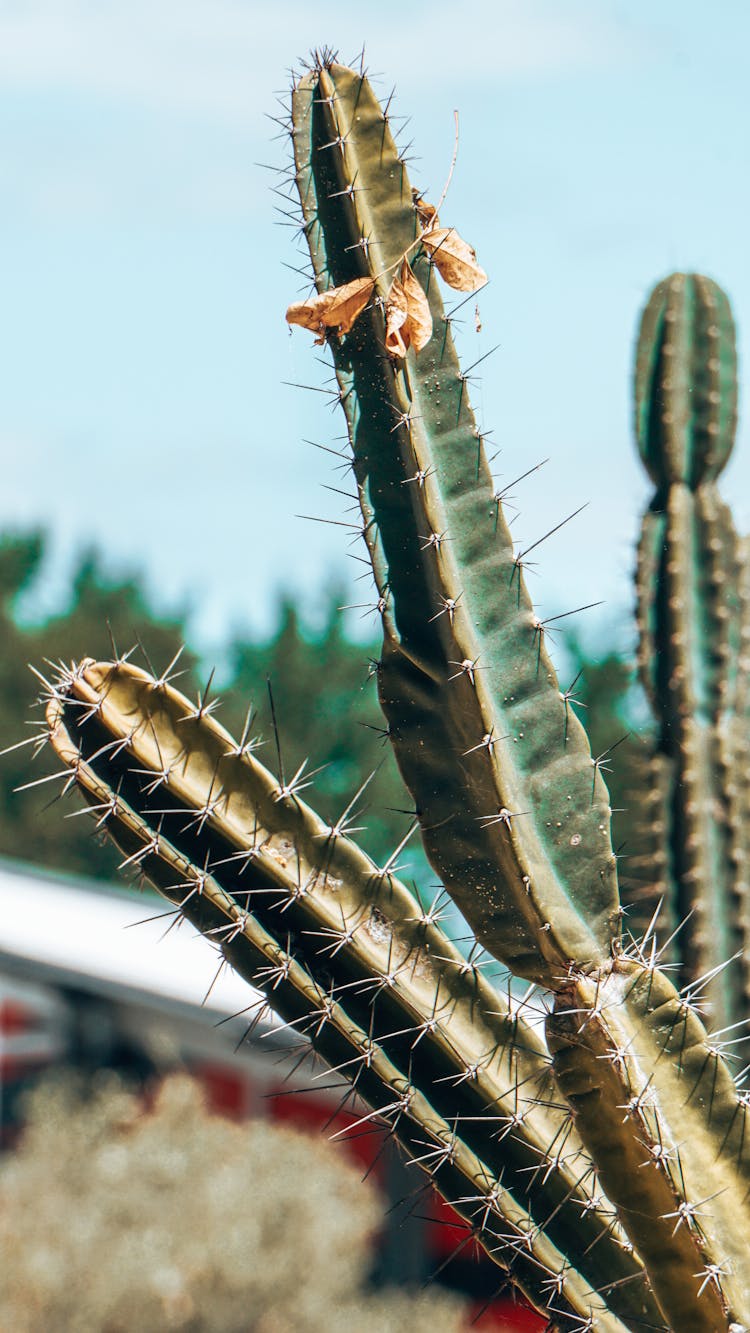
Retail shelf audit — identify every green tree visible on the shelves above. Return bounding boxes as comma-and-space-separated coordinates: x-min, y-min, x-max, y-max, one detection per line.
0, 535, 413, 883
0, 532, 196, 880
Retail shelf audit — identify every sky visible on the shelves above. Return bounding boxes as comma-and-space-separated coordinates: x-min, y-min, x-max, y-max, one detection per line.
2, 0, 749, 657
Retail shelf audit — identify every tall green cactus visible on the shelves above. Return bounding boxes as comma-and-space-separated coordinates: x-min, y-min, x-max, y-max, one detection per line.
291, 62, 620, 988
626, 273, 750, 1029
29, 56, 750, 1332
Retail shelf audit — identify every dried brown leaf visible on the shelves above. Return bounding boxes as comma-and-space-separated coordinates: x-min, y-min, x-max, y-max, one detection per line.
384, 274, 409, 359
385, 261, 433, 359
401, 263, 433, 353
421, 227, 487, 293
414, 193, 439, 231
286, 277, 375, 343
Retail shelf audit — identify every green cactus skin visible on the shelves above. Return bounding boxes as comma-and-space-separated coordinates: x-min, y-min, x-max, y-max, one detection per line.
630, 273, 749, 1027
290, 63, 619, 988
44, 660, 658, 1331
27, 55, 750, 1333
548, 961, 750, 1330
634, 274, 737, 487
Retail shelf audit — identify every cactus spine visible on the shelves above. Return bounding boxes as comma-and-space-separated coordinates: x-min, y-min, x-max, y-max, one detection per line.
30, 57, 750, 1332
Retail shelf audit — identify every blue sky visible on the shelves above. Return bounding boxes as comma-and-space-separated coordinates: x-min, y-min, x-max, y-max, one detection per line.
2, 0, 749, 656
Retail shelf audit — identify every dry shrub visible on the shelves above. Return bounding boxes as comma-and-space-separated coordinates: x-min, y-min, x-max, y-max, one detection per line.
0, 1073, 468, 1331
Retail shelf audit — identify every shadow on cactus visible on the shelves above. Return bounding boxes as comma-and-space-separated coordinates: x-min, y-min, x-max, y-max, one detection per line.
30, 54, 750, 1332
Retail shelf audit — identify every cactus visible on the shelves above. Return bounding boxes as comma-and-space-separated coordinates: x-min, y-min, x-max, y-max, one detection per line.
29, 55, 750, 1332
625, 273, 750, 1029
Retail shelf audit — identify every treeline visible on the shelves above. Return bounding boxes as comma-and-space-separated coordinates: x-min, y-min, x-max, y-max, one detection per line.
0, 530, 651, 901
0, 532, 413, 884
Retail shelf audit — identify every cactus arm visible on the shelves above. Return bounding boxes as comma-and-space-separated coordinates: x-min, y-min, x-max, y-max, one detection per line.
630, 272, 748, 1026
634, 274, 737, 487
54, 660, 555, 1088
42, 661, 662, 1331
548, 960, 750, 1329
290, 61, 619, 987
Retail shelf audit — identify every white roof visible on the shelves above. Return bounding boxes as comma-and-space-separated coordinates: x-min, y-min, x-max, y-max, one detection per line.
0, 859, 264, 1019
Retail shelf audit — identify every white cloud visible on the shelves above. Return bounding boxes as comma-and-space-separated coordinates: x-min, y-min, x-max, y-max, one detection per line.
0, 0, 642, 219
0, 0, 637, 122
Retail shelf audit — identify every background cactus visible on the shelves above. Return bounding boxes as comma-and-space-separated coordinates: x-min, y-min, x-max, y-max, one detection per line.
622, 273, 750, 1030
28, 54, 750, 1332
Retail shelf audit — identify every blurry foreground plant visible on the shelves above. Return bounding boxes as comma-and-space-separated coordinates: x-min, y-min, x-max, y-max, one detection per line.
0, 1074, 467, 1333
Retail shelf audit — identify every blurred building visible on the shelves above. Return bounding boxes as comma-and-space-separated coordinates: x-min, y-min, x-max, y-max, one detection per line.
0, 858, 541, 1328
